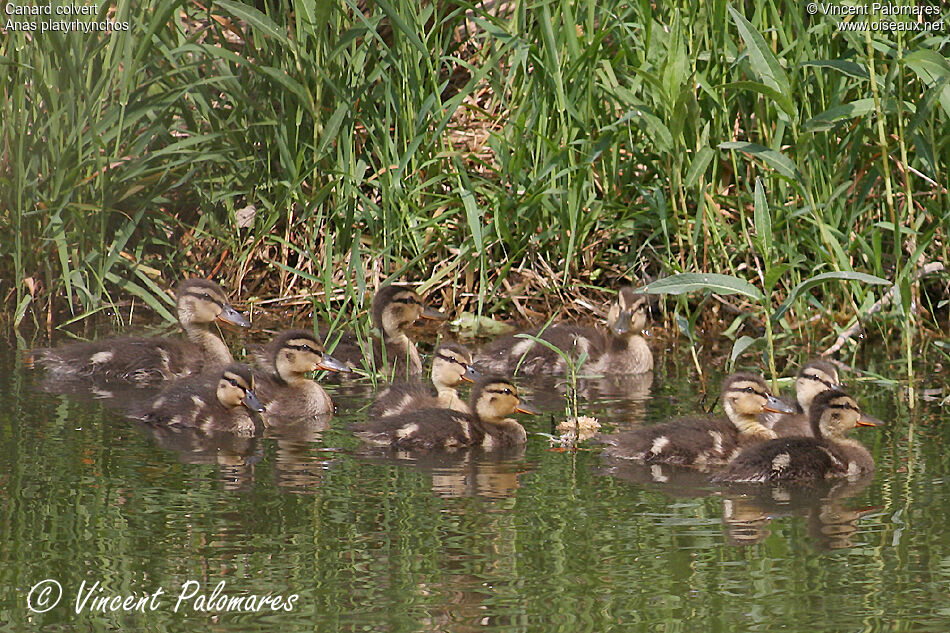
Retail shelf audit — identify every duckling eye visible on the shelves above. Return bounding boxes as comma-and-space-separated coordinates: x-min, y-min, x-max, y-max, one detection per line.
745, 387, 756, 394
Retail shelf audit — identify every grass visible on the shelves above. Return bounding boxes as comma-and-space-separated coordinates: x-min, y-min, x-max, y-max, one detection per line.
2, 0, 948, 375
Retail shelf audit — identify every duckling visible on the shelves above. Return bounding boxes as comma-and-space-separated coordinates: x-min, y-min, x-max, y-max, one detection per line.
330, 284, 446, 378
352, 376, 535, 450
132, 363, 265, 437
251, 330, 350, 420
712, 389, 884, 483
368, 342, 479, 417
33, 279, 249, 385
762, 359, 841, 437
600, 373, 795, 468
476, 287, 652, 376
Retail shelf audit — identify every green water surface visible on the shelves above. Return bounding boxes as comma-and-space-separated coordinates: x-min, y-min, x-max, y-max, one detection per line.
2, 342, 949, 633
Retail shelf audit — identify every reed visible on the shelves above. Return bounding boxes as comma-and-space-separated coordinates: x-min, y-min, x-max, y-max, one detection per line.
2, 0, 946, 366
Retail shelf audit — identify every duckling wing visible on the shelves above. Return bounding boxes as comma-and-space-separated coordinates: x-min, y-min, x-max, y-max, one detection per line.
476, 325, 603, 375
712, 438, 842, 483
368, 381, 437, 417
601, 418, 737, 468
127, 372, 219, 425
351, 409, 480, 450
34, 336, 202, 385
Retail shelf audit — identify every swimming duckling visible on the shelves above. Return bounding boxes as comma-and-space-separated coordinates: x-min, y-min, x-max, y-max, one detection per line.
476, 287, 652, 376
330, 284, 446, 378
133, 363, 265, 437
763, 359, 841, 437
712, 389, 883, 483
600, 373, 795, 468
352, 376, 535, 450
33, 279, 249, 385
251, 330, 350, 419
368, 342, 479, 417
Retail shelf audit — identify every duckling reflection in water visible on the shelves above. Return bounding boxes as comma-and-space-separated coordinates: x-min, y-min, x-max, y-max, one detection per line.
352, 376, 536, 450
600, 373, 795, 469
32, 279, 249, 385
713, 389, 884, 483
762, 359, 841, 437
720, 473, 875, 548
476, 287, 652, 376
369, 342, 479, 418
330, 284, 446, 379
251, 329, 349, 420
129, 363, 265, 437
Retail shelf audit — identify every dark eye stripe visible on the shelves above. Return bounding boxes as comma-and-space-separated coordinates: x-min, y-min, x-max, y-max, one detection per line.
729, 385, 766, 397
436, 353, 464, 365
222, 376, 247, 390
392, 297, 421, 306
804, 373, 836, 388
827, 401, 859, 413
185, 291, 223, 308
286, 343, 319, 353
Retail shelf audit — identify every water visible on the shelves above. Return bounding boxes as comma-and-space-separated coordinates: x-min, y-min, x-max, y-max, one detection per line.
3, 337, 950, 632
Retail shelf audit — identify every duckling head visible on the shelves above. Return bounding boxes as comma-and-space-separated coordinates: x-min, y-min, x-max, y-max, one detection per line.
810, 389, 883, 439
470, 376, 535, 424
721, 373, 795, 437
270, 330, 349, 382
216, 363, 265, 412
372, 285, 445, 338
607, 287, 649, 336
431, 342, 479, 390
795, 359, 840, 412
176, 279, 250, 329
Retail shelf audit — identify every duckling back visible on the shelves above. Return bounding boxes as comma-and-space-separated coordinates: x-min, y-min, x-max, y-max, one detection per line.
601, 373, 790, 469
353, 375, 530, 450
475, 287, 652, 376
368, 342, 477, 417
130, 363, 263, 437
32, 279, 248, 386
713, 390, 881, 483
34, 337, 201, 385
352, 408, 482, 450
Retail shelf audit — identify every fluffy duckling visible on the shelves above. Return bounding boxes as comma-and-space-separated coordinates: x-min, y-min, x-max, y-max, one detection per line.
763, 359, 841, 437
133, 363, 265, 436
331, 284, 445, 378
712, 389, 884, 483
368, 342, 479, 417
33, 279, 249, 385
352, 376, 535, 450
476, 287, 652, 376
252, 330, 349, 419
600, 373, 795, 468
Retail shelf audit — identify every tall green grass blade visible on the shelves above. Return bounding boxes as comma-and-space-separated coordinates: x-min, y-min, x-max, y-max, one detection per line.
642, 273, 764, 301
773, 272, 891, 321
